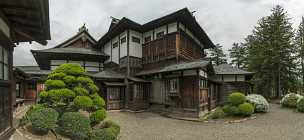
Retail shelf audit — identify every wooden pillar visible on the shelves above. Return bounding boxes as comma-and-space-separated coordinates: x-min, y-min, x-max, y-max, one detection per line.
196, 69, 200, 116
176, 32, 180, 63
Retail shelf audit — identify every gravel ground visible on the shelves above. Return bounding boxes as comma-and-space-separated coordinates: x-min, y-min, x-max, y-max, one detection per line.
108, 104, 304, 140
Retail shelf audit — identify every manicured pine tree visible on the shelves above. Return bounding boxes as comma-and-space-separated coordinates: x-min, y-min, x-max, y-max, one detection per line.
244, 5, 297, 98
229, 42, 247, 69
208, 43, 227, 65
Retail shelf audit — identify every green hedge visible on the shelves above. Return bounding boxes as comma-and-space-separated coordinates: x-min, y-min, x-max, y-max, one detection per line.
222, 105, 239, 116
58, 112, 91, 140
29, 107, 59, 134
90, 109, 107, 125
228, 92, 246, 106
91, 121, 120, 140
238, 103, 254, 116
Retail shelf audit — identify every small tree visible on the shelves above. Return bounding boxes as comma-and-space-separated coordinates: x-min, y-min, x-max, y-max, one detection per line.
39, 64, 105, 120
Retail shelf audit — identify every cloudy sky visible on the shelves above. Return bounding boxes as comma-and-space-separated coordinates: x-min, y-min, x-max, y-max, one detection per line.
13, 0, 304, 66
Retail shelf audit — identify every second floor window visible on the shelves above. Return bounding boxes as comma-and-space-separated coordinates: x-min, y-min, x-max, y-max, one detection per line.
132, 36, 140, 44
113, 42, 118, 48
120, 37, 126, 44
156, 31, 164, 39
144, 36, 151, 43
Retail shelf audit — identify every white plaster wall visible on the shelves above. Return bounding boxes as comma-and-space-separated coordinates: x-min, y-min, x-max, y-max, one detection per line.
111, 36, 119, 64
223, 75, 235, 82
104, 42, 111, 63
129, 30, 142, 58
120, 31, 127, 58
168, 22, 177, 33
143, 30, 153, 43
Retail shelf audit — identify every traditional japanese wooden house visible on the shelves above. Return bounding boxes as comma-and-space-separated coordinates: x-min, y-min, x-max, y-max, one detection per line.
211, 64, 254, 105
0, 0, 50, 139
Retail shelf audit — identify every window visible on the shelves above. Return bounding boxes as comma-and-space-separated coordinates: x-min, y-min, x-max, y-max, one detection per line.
169, 79, 178, 93
112, 42, 118, 48
156, 31, 164, 39
200, 79, 208, 89
144, 36, 151, 43
108, 87, 121, 100
0, 47, 9, 80
120, 37, 126, 44
132, 36, 140, 44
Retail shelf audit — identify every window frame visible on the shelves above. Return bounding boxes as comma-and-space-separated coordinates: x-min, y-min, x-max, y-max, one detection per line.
144, 36, 151, 43
132, 36, 141, 44
112, 41, 118, 48
120, 36, 126, 44
156, 31, 164, 39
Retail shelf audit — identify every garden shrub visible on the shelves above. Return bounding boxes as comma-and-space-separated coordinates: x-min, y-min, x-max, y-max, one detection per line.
45, 79, 66, 90
207, 107, 225, 119
47, 72, 66, 80
20, 104, 46, 126
77, 76, 94, 84
58, 112, 91, 140
29, 108, 59, 134
63, 75, 77, 85
74, 86, 89, 96
228, 92, 246, 105
297, 98, 304, 113
238, 103, 254, 116
222, 105, 239, 116
91, 121, 120, 140
73, 96, 94, 110
90, 109, 107, 125
281, 93, 302, 108
52, 63, 86, 76
246, 94, 269, 112
92, 94, 105, 109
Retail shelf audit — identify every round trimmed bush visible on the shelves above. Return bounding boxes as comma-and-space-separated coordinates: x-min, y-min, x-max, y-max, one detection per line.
228, 92, 246, 105
91, 94, 105, 109
47, 72, 66, 80
29, 107, 59, 134
52, 63, 86, 76
90, 109, 106, 125
73, 86, 89, 96
58, 112, 91, 140
88, 84, 99, 93
281, 93, 302, 108
63, 75, 76, 84
207, 107, 225, 119
297, 98, 304, 113
77, 76, 94, 84
39, 91, 48, 101
238, 103, 254, 116
222, 105, 239, 116
45, 79, 66, 90
91, 121, 120, 140
73, 96, 93, 110
246, 94, 269, 112
20, 104, 46, 126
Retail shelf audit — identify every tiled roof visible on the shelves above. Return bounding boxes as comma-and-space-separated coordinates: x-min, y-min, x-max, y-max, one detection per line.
32, 47, 108, 56
137, 59, 211, 76
92, 70, 125, 79
213, 64, 253, 75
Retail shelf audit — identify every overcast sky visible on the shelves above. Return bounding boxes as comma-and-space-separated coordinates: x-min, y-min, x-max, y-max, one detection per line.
13, 0, 304, 66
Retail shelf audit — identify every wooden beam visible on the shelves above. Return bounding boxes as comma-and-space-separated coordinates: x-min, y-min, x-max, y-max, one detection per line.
14, 29, 47, 45
0, 4, 38, 11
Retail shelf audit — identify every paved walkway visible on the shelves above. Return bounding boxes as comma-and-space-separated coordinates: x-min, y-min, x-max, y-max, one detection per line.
108, 104, 304, 140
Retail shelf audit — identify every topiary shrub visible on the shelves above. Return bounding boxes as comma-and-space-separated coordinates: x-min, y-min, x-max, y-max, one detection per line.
20, 104, 47, 126
281, 93, 302, 108
29, 107, 59, 134
90, 109, 107, 125
63, 75, 77, 84
73, 86, 89, 96
91, 121, 120, 140
45, 79, 66, 90
238, 103, 254, 116
47, 72, 66, 80
297, 98, 304, 113
91, 93, 105, 110
228, 92, 246, 106
58, 112, 91, 140
207, 107, 225, 119
52, 63, 86, 76
246, 94, 269, 113
73, 96, 94, 111
222, 105, 239, 116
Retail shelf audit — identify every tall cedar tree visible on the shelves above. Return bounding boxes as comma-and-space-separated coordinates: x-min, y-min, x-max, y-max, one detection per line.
229, 43, 247, 69
245, 5, 297, 98
209, 44, 227, 65
295, 17, 304, 93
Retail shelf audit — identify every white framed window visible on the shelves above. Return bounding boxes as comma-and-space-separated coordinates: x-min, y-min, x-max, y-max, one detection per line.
169, 78, 178, 93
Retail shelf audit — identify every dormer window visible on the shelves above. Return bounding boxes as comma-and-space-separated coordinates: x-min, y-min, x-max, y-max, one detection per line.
132, 36, 140, 44
156, 31, 164, 39
120, 37, 126, 44
144, 36, 151, 43
113, 42, 118, 48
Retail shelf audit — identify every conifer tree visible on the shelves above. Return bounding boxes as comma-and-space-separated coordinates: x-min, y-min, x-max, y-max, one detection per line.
229, 43, 247, 69
244, 5, 297, 98
295, 17, 304, 93
209, 44, 227, 65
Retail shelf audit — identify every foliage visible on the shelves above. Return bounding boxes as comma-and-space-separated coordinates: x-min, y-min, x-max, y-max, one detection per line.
238, 103, 254, 116
29, 107, 59, 134
229, 42, 248, 69
90, 109, 107, 125
208, 44, 227, 65
51, 63, 86, 76
73, 86, 89, 96
244, 5, 297, 98
228, 92, 246, 106
206, 107, 225, 119
63, 75, 77, 85
246, 94, 269, 112
281, 93, 302, 108
45, 80, 66, 90
222, 105, 239, 116
47, 72, 67, 80
295, 17, 304, 94
20, 104, 46, 126
91, 121, 120, 140
297, 98, 304, 112
58, 112, 91, 140
91, 93, 106, 109
73, 96, 94, 110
